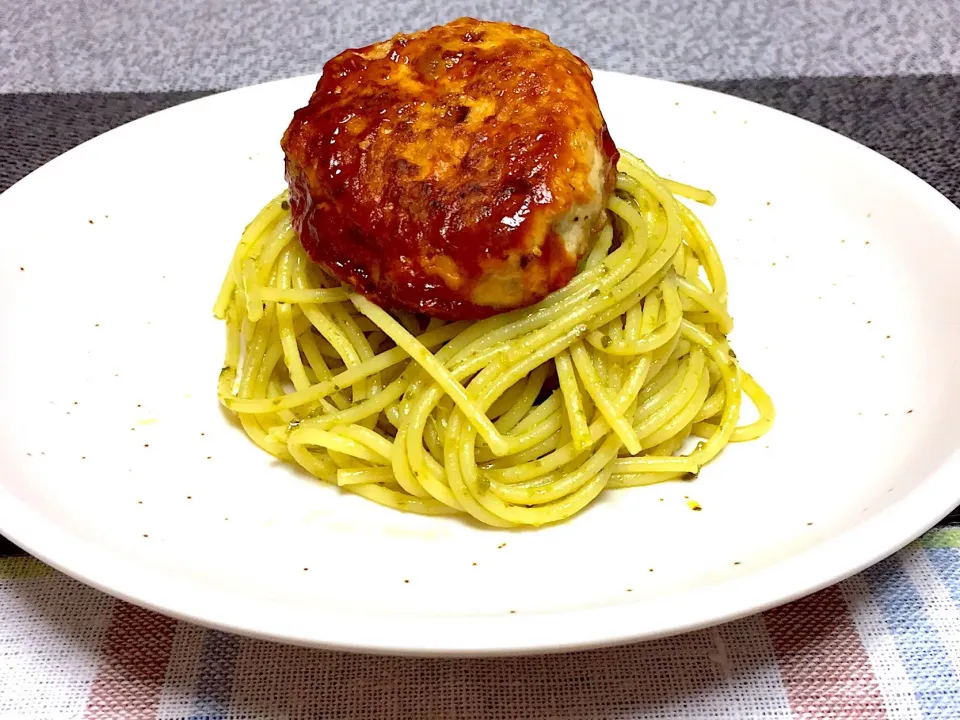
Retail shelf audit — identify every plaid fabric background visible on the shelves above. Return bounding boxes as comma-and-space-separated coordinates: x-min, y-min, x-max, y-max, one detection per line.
2, 1, 960, 717
5, 531, 960, 719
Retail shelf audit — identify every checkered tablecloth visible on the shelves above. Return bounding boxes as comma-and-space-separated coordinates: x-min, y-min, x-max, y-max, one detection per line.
3, 1, 960, 717
2, 530, 960, 719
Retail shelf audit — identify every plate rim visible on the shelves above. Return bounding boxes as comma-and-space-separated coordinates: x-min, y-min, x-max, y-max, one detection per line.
2, 70, 960, 656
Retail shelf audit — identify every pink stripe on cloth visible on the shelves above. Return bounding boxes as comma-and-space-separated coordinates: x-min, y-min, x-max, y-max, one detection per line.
765, 585, 887, 719
83, 602, 178, 720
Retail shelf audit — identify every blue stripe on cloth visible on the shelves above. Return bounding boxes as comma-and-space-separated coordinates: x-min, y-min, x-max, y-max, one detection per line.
188, 630, 241, 720
865, 557, 960, 717
927, 548, 960, 609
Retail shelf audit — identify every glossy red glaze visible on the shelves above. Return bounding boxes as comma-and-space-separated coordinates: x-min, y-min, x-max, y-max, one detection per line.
282, 17, 618, 319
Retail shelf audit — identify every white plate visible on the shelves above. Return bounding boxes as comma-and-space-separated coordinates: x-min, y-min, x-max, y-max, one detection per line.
1, 71, 959, 656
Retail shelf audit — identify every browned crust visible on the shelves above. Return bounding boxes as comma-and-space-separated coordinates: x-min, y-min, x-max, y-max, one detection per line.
282, 17, 618, 319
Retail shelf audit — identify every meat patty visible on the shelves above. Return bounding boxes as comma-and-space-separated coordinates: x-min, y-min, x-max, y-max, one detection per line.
281, 17, 619, 320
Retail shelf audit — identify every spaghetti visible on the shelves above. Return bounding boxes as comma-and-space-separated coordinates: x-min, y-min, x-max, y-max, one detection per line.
213, 151, 774, 527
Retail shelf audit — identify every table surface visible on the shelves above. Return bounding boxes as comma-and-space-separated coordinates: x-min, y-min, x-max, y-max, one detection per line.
2, 1, 960, 718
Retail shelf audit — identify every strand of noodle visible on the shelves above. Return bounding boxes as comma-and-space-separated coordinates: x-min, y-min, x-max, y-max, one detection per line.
676, 201, 728, 303
679, 322, 741, 468
346, 483, 457, 516
331, 424, 395, 461
389, 347, 521, 505
399, 395, 461, 507
288, 428, 385, 464
484, 403, 613, 484
647, 421, 695, 457
489, 435, 621, 506
254, 221, 297, 287
213, 192, 287, 318
291, 264, 365, 396
510, 390, 563, 434
298, 332, 351, 410
674, 275, 733, 333
464, 324, 591, 449
351, 294, 511, 457
276, 249, 311, 391
337, 467, 394, 486
611, 320, 741, 476
222, 322, 463, 413
661, 178, 716, 206
608, 471, 686, 488
599, 321, 623, 392
493, 365, 548, 434
683, 253, 701, 287
329, 302, 381, 399
587, 277, 682, 355
423, 416, 446, 462
401, 351, 565, 504
487, 378, 530, 420
731, 371, 776, 441
640, 369, 711, 448
695, 384, 725, 423
569, 341, 642, 454
486, 432, 561, 470
473, 393, 565, 463
453, 407, 614, 525
672, 241, 687, 275
442, 410, 516, 527
287, 438, 456, 516
584, 223, 614, 268
634, 351, 705, 442
555, 349, 592, 451
632, 360, 685, 425
286, 443, 338, 482
240, 414, 288, 458
236, 319, 272, 399
393, 424, 445, 502
297, 369, 411, 431
259, 287, 351, 304
241, 258, 262, 321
